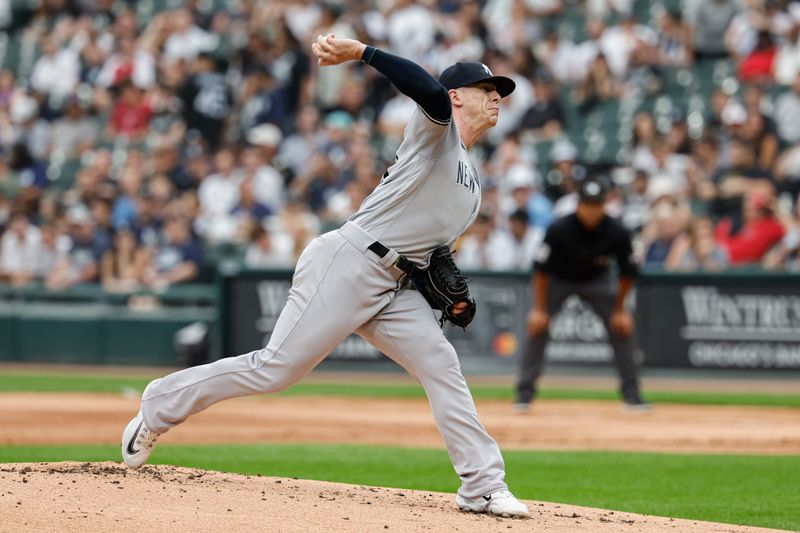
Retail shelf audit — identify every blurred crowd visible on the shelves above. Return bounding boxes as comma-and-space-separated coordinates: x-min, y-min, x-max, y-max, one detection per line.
2, 0, 800, 292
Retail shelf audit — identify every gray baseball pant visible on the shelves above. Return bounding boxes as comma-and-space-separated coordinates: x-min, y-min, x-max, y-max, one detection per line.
140, 221, 507, 499
516, 273, 640, 404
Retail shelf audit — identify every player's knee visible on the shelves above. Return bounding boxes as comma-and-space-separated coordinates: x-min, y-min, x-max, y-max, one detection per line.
416, 339, 461, 376
245, 349, 306, 393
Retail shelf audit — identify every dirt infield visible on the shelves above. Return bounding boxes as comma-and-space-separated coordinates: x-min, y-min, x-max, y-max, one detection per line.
0, 462, 789, 533
0, 388, 798, 532
0, 392, 798, 454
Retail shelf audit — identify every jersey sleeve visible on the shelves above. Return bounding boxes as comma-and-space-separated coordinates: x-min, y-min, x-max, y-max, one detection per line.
397, 106, 457, 161
363, 46, 451, 124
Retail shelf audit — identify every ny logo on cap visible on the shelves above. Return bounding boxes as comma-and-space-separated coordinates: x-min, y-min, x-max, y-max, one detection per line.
481, 63, 492, 76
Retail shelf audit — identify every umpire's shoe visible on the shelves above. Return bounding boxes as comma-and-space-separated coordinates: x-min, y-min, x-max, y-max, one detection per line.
121, 411, 160, 469
456, 489, 531, 518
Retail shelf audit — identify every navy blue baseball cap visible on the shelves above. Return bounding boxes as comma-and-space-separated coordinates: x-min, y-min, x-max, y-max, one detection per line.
439, 61, 516, 98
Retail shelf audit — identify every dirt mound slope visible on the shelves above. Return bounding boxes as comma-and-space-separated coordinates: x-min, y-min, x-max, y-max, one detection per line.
0, 462, 787, 533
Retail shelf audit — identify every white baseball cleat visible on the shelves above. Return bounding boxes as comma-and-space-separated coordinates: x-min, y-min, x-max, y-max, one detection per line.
121, 411, 160, 469
456, 489, 531, 518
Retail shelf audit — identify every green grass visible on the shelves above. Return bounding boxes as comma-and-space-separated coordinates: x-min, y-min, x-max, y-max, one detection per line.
1, 372, 799, 408
0, 443, 797, 531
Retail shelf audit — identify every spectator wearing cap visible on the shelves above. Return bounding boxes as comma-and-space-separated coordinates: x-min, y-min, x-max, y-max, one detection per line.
45, 205, 109, 290
244, 125, 286, 213
503, 164, 554, 230
515, 179, 649, 412
715, 190, 786, 265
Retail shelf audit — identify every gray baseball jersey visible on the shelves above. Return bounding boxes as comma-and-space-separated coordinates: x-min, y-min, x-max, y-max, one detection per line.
351, 107, 481, 264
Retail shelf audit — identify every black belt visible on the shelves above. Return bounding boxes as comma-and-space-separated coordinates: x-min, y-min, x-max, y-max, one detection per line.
368, 241, 420, 276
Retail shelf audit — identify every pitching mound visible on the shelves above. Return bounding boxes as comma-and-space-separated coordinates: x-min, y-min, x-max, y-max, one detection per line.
0, 462, 784, 532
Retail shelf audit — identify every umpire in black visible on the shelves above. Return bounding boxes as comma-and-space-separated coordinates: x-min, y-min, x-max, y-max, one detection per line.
514, 179, 650, 411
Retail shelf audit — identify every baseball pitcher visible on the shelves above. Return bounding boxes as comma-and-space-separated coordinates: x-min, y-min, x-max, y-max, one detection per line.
122, 34, 530, 519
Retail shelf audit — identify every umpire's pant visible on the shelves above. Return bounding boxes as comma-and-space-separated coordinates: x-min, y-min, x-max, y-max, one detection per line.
515, 274, 640, 404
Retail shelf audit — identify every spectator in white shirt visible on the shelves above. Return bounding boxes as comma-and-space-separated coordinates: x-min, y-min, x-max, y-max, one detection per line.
244, 125, 286, 213
197, 147, 242, 243
456, 212, 517, 271
0, 212, 43, 285
30, 35, 80, 99
600, 11, 658, 78
244, 225, 295, 268
163, 8, 218, 62
774, 17, 800, 85
96, 36, 157, 89
773, 73, 800, 144
386, 0, 437, 63
507, 209, 545, 271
